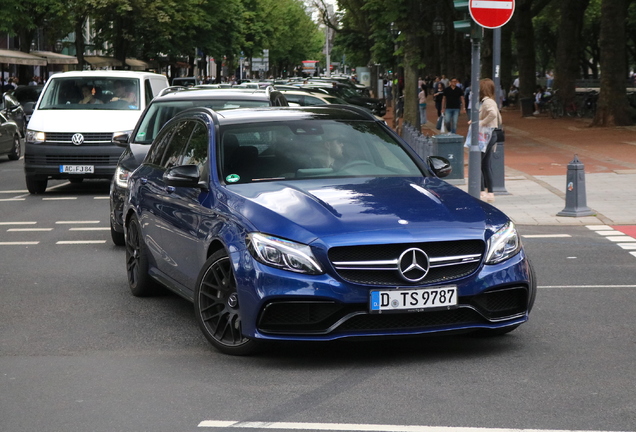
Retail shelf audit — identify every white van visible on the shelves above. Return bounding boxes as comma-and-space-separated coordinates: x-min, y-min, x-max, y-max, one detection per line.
24, 70, 169, 194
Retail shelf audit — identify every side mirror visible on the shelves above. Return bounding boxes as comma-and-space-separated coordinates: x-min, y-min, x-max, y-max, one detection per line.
163, 164, 204, 189
112, 132, 130, 147
427, 156, 452, 178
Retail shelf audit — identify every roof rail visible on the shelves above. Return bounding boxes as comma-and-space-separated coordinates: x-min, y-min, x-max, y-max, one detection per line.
157, 86, 187, 97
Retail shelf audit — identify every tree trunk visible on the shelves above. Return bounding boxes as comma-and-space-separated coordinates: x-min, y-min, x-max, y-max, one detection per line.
480, 29, 493, 80
592, 0, 631, 127
514, 0, 537, 98
500, 24, 514, 93
553, 0, 590, 111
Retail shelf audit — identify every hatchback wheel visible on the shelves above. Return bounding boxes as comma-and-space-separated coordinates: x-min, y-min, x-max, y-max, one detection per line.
194, 250, 260, 355
8, 135, 21, 160
125, 215, 159, 296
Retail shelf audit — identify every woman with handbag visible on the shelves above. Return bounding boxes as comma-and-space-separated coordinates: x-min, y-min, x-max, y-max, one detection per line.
469, 78, 502, 203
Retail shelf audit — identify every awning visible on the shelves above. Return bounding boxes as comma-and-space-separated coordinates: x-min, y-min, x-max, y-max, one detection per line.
0, 49, 47, 66
125, 58, 149, 70
32, 51, 78, 65
84, 56, 123, 67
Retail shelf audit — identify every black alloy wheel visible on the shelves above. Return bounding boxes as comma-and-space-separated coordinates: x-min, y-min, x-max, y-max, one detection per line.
25, 176, 48, 194
194, 250, 260, 355
125, 215, 159, 296
8, 134, 21, 160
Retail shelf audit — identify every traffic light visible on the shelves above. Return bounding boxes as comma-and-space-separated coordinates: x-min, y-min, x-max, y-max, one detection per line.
453, 0, 483, 39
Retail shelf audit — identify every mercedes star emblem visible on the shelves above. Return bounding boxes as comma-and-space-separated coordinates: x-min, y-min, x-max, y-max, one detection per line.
398, 248, 430, 282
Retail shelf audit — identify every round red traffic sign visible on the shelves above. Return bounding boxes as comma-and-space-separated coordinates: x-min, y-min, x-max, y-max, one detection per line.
469, 0, 515, 29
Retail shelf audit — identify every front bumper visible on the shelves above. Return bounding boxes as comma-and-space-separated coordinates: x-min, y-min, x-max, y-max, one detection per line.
234, 250, 535, 341
24, 143, 124, 180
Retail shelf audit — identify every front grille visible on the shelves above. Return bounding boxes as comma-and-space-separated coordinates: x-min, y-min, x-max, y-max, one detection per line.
45, 155, 118, 165
328, 240, 484, 286
45, 132, 114, 146
257, 286, 527, 335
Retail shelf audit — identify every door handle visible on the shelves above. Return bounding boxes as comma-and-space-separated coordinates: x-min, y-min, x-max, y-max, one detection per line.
166, 186, 175, 193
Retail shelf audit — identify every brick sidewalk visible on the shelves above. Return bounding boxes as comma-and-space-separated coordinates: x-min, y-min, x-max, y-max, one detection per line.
383, 96, 636, 225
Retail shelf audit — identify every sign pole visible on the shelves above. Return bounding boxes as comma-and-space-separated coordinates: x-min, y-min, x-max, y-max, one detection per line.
468, 28, 482, 199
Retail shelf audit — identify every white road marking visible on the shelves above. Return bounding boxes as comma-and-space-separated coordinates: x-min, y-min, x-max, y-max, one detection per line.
539, 285, 636, 289
586, 225, 613, 230
0, 190, 28, 194
93, 196, 109, 200
68, 227, 109, 231
7, 228, 53, 232
42, 197, 77, 201
56, 240, 107, 244
521, 234, 571, 238
617, 243, 636, 250
56, 220, 100, 224
606, 236, 636, 242
0, 198, 26, 201
0, 222, 37, 225
197, 420, 628, 432
592, 230, 622, 236
0, 241, 40, 245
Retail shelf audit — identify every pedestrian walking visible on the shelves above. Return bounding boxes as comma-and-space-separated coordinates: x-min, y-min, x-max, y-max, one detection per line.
418, 84, 427, 126
441, 77, 465, 134
433, 82, 444, 119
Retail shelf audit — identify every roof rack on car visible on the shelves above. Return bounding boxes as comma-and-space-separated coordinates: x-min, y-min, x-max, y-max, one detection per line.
158, 86, 188, 97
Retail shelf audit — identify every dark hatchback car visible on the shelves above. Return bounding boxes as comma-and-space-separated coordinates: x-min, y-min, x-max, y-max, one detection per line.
1, 92, 26, 137
109, 87, 288, 245
122, 105, 536, 355
0, 111, 22, 160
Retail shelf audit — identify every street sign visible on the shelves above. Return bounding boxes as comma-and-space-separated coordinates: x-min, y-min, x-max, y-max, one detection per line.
469, 0, 514, 29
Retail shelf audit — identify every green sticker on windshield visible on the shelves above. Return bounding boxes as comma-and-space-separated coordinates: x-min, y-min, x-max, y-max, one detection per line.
226, 174, 240, 183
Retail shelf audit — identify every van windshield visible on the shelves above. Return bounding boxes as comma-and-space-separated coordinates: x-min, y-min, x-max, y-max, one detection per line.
38, 77, 140, 110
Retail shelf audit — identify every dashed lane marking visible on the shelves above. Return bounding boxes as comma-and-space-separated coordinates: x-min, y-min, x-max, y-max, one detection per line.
68, 227, 110, 231
587, 225, 636, 255
6, 228, 53, 232
0, 222, 37, 225
196, 420, 630, 432
42, 197, 78, 201
0, 241, 39, 246
56, 240, 107, 245
56, 220, 101, 224
521, 234, 571, 238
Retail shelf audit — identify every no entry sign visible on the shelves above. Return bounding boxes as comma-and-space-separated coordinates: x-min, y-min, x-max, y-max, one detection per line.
469, 0, 515, 29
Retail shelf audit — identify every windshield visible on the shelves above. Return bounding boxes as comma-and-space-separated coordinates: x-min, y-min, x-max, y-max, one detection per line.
38, 77, 141, 110
219, 120, 423, 184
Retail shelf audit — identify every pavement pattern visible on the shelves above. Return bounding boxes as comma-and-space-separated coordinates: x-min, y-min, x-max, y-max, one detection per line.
385, 97, 636, 226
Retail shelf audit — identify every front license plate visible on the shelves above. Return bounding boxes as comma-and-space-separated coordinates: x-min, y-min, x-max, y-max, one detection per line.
60, 165, 94, 174
370, 286, 458, 313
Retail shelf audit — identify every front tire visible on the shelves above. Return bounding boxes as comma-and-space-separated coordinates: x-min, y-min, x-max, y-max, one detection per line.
110, 219, 126, 246
25, 176, 48, 194
194, 250, 260, 355
8, 135, 21, 160
125, 215, 160, 296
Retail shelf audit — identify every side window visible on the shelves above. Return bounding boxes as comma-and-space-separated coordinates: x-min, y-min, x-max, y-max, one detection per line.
304, 96, 322, 106
160, 121, 195, 169
145, 79, 154, 106
146, 127, 175, 166
180, 122, 208, 169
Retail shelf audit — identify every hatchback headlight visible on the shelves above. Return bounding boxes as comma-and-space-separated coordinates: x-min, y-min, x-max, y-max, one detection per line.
114, 166, 131, 189
26, 130, 46, 144
485, 221, 521, 265
246, 233, 323, 275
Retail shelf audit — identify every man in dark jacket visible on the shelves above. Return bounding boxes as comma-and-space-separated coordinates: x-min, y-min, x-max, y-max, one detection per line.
441, 77, 466, 134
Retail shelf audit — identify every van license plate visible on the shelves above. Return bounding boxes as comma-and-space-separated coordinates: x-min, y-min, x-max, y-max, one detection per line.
60, 165, 94, 174
370, 286, 457, 313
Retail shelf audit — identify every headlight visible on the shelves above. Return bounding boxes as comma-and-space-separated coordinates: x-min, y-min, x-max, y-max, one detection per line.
26, 130, 46, 144
485, 221, 521, 265
114, 166, 131, 189
246, 233, 323, 275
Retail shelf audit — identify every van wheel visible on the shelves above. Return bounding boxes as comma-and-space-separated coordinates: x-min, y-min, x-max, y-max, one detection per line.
26, 176, 48, 194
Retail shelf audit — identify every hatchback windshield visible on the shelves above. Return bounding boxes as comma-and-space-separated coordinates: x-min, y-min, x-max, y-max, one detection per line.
220, 120, 423, 184
38, 77, 140, 110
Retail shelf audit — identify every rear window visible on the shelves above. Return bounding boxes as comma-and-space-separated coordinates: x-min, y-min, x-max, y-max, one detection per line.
38, 77, 141, 110
133, 99, 272, 144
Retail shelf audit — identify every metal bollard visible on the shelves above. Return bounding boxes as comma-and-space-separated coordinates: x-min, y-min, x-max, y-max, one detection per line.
490, 139, 509, 195
557, 155, 595, 217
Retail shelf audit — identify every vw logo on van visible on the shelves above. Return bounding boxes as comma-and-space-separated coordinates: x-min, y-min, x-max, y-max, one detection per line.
71, 133, 85, 145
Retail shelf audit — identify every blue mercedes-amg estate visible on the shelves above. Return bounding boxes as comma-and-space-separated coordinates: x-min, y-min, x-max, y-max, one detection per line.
122, 105, 536, 355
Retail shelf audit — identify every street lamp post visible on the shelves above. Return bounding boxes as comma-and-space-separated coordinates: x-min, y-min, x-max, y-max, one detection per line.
432, 16, 445, 75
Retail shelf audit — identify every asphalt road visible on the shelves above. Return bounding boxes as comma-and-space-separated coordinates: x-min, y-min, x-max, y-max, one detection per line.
1, 156, 635, 432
